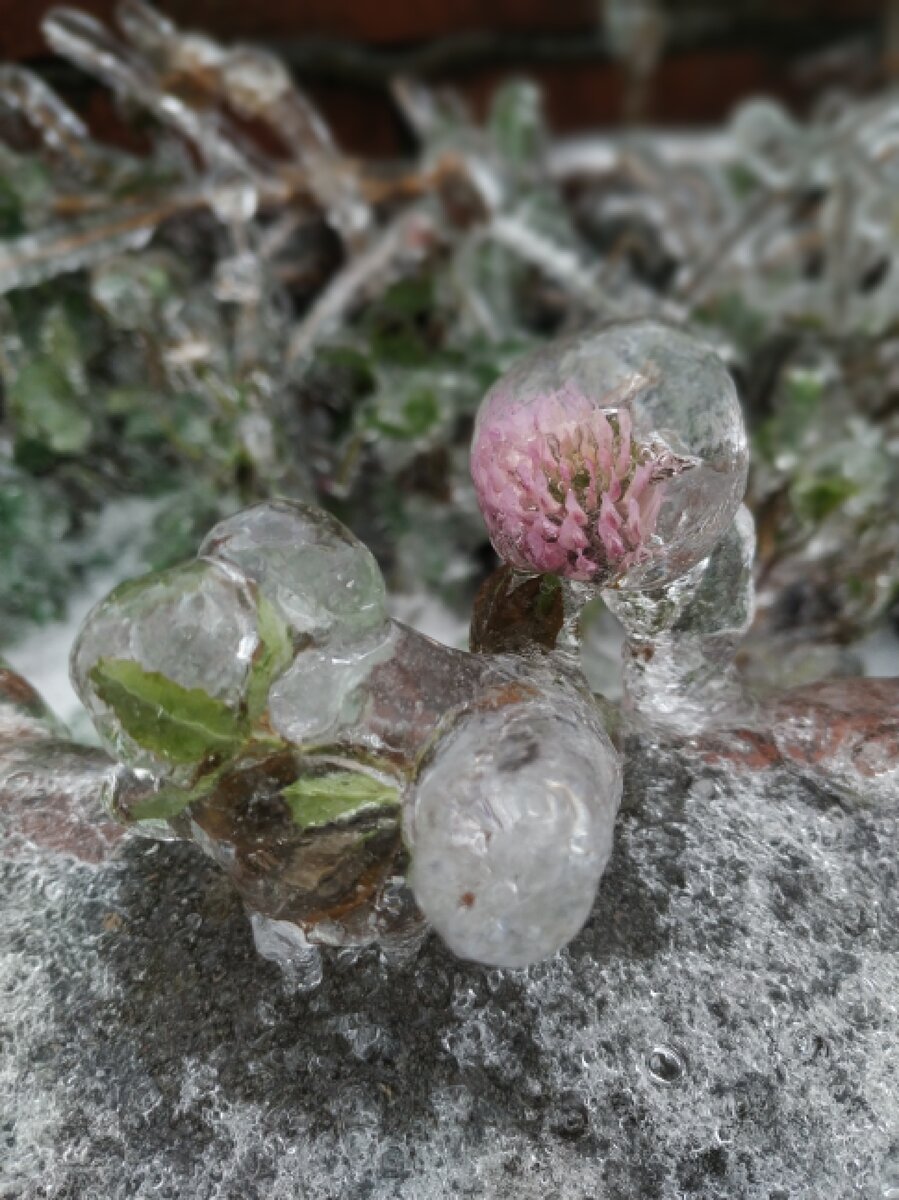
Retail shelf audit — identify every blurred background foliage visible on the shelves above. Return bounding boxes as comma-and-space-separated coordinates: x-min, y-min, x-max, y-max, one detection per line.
0, 0, 896, 694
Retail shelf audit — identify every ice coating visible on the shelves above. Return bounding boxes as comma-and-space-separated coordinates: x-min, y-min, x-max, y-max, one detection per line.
407, 679, 621, 968
66, 497, 626, 968
267, 627, 397, 746
3, 697, 897, 1198
70, 558, 263, 782
605, 504, 757, 734
472, 385, 672, 581
471, 319, 748, 590
199, 498, 388, 642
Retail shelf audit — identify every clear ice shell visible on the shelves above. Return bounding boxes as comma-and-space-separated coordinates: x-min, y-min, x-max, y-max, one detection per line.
471, 318, 748, 590
269, 619, 489, 759
70, 557, 261, 777
199, 499, 387, 642
605, 504, 756, 734
268, 626, 396, 746
406, 680, 622, 968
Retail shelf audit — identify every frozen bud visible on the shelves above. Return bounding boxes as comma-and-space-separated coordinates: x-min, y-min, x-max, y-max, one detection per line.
200, 499, 387, 642
268, 626, 396, 746
406, 682, 621, 968
471, 319, 747, 590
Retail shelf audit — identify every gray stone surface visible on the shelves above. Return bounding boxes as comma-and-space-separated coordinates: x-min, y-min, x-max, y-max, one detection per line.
2, 734, 896, 1200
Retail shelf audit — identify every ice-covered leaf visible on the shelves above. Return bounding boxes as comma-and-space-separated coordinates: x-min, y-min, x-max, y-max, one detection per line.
125, 784, 195, 822
488, 80, 545, 170
88, 657, 248, 764
281, 770, 400, 830
246, 592, 293, 720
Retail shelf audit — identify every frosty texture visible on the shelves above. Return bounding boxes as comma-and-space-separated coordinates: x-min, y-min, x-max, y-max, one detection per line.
767, 678, 899, 807
0, 661, 141, 863
407, 678, 621, 967
3, 716, 897, 1199
471, 319, 748, 589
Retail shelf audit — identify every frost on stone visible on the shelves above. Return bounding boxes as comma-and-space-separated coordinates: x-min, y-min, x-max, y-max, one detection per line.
0, 660, 139, 862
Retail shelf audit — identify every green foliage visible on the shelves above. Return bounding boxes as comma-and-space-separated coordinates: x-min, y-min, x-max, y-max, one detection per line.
695, 293, 768, 355
364, 384, 442, 440
791, 473, 858, 524
125, 784, 198, 822
536, 574, 562, 616
88, 657, 248, 764
488, 80, 546, 170
246, 593, 293, 721
362, 275, 437, 366
143, 486, 237, 572
755, 369, 824, 466
282, 770, 400, 830
10, 360, 92, 458
0, 467, 71, 640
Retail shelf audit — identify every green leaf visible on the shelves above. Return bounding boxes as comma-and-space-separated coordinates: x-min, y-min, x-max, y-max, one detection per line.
0, 176, 23, 237
536, 573, 562, 616
125, 769, 222, 822
282, 770, 401, 831
127, 786, 197, 822
755, 368, 824, 465
315, 345, 376, 394
366, 386, 441, 440
10, 359, 92, 456
246, 593, 294, 721
89, 657, 248, 764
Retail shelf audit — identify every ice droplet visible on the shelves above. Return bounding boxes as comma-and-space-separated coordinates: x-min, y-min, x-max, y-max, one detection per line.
645, 1044, 686, 1085
249, 913, 324, 990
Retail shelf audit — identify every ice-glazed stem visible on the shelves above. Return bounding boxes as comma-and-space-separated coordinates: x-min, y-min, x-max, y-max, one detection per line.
0, 663, 148, 862
604, 505, 757, 735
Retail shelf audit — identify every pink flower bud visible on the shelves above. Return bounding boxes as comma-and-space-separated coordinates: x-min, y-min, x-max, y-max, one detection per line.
471, 381, 687, 583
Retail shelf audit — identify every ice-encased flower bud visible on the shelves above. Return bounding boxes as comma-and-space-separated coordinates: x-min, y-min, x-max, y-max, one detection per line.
406, 680, 621, 968
199, 498, 387, 642
471, 319, 748, 590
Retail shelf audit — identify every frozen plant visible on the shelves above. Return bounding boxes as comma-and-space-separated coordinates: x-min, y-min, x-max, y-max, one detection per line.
59, 320, 756, 973
69, 498, 622, 970
472, 382, 683, 582
0, 3, 896, 666
471, 319, 753, 733
472, 320, 748, 593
